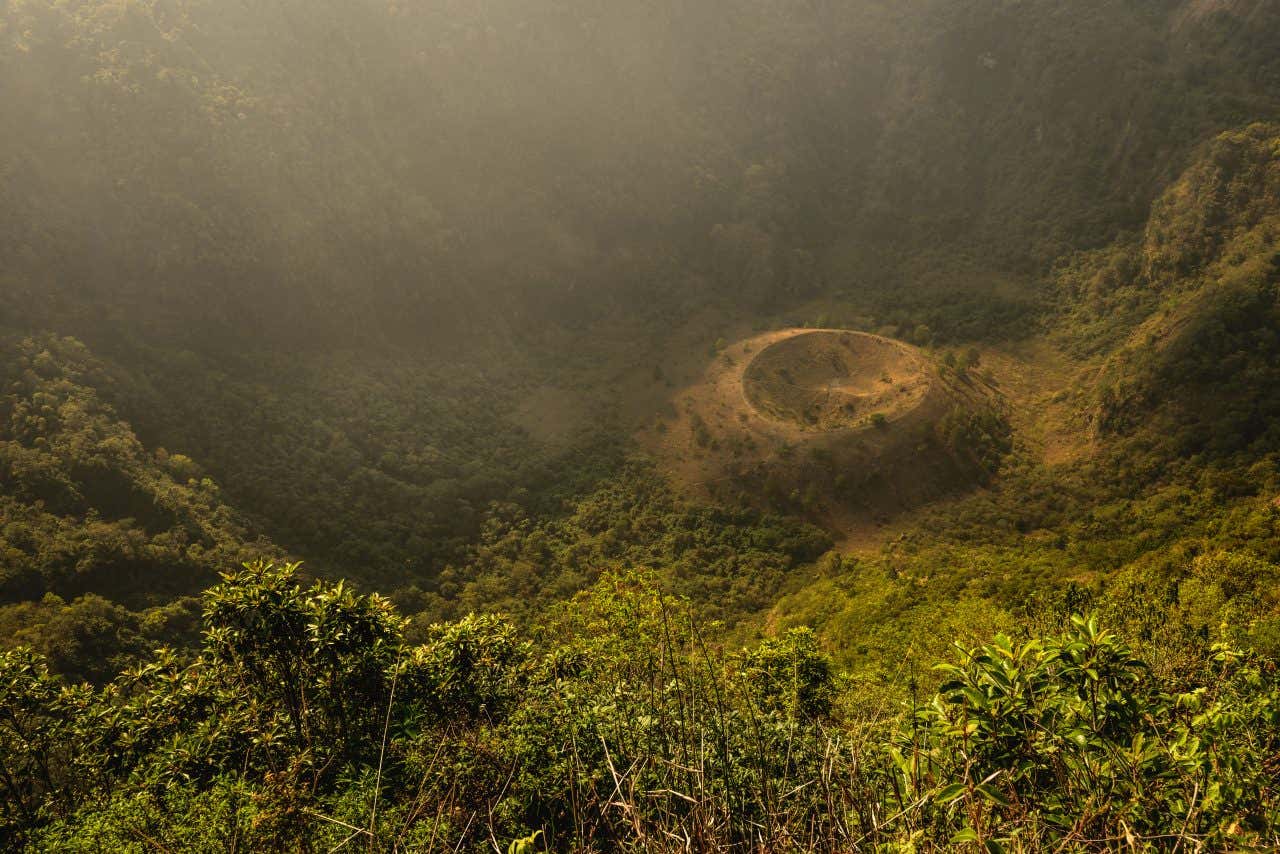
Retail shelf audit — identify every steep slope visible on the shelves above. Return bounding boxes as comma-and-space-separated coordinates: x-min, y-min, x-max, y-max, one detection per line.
1086, 123, 1280, 457
0, 335, 271, 605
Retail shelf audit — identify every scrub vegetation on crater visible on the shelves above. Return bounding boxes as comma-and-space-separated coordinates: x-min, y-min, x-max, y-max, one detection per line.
641, 327, 1008, 532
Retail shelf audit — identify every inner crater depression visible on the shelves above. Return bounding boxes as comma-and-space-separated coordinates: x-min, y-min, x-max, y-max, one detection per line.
741, 330, 930, 431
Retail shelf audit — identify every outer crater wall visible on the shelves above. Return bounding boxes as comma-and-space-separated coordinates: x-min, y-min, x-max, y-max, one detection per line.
639, 328, 1008, 528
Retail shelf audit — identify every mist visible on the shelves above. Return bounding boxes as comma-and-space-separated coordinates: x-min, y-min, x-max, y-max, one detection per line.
4, 2, 1280, 849
5, 0, 1273, 353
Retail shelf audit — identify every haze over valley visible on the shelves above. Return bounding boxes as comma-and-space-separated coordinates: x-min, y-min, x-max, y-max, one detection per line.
3, 1, 1280, 849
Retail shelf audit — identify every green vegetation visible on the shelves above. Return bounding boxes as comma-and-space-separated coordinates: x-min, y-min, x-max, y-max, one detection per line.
0, 335, 270, 605
5, 564, 1278, 850
416, 464, 830, 628
3, 0, 1280, 850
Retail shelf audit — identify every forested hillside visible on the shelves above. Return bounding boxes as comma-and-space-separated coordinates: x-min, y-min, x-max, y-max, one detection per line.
4, 0, 1278, 344
4, 0, 1280, 850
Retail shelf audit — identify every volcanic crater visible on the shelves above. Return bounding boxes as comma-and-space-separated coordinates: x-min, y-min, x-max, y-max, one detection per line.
641, 327, 1004, 532
742, 330, 930, 431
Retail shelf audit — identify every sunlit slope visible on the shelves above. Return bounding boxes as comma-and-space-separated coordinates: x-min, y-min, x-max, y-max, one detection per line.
1078, 123, 1280, 457
767, 122, 1280, 673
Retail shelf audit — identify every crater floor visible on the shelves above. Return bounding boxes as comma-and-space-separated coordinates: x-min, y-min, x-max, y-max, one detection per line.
742, 330, 930, 431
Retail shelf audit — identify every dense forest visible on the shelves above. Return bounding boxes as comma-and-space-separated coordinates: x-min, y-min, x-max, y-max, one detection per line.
4, 0, 1280, 850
